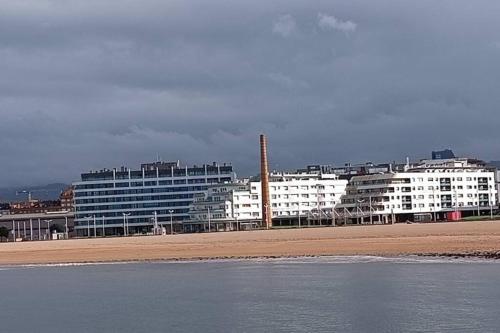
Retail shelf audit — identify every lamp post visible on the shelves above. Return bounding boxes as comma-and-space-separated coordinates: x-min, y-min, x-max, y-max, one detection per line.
316, 184, 321, 226
207, 207, 211, 232
368, 195, 373, 225
93, 215, 97, 238
65, 216, 68, 239
153, 211, 158, 235
122, 213, 131, 236
477, 187, 480, 217
356, 199, 364, 225
169, 210, 174, 235
454, 187, 459, 217
102, 216, 105, 237
264, 204, 270, 229
489, 187, 494, 220
86, 215, 91, 238
44, 220, 53, 240
432, 186, 437, 222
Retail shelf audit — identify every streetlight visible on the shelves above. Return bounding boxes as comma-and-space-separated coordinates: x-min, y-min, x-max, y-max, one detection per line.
93, 215, 97, 238
369, 195, 373, 225
122, 213, 131, 236
43, 220, 53, 240
207, 207, 211, 232
356, 199, 364, 225
102, 216, 105, 237
263, 203, 269, 229
432, 186, 437, 222
153, 211, 159, 235
64, 216, 68, 239
316, 184, 321, 226
169, 210, 174, 235
297, 200, 301, 228
86, 215, 92, 238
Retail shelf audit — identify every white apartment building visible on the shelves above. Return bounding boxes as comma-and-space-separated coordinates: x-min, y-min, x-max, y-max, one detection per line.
186, 170, 348, 231
336, 158, 497, 224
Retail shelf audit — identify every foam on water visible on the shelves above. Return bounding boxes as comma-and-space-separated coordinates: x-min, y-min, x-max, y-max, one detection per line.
0, 255, 497, 270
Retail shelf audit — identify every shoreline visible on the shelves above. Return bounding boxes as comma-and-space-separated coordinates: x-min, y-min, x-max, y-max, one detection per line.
2, 253, 500, 269
1, 221, 500, 265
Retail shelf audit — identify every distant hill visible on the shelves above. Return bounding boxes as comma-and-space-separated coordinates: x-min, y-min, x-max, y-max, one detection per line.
488, 161, 500, 169
0, 183, 70, 202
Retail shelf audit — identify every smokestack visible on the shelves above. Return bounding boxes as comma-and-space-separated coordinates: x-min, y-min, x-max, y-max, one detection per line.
260, 134, 272, 229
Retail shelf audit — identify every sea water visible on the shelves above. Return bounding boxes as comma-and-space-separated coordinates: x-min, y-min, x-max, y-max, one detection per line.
1, 256, 499, 332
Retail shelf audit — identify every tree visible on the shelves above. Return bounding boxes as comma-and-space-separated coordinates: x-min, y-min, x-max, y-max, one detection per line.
0, 226, 9, 242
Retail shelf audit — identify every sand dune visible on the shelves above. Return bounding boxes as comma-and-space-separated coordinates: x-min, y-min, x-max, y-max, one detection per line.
1, 221, 500, 265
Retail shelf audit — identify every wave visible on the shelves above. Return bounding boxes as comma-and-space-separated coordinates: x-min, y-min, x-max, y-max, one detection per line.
0, 255, 498, 270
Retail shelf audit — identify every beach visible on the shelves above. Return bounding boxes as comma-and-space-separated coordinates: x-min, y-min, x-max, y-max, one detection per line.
1, 221, 500, 265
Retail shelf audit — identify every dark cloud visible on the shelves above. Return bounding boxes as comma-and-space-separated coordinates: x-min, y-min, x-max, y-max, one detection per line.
1, 0, 500, 186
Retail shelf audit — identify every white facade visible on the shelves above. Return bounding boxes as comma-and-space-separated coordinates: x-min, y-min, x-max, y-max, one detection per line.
189, 171, 348, 223
337, 160, 497, 223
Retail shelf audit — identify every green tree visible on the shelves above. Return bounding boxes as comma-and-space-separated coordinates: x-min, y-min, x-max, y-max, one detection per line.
0, 226, 9, 242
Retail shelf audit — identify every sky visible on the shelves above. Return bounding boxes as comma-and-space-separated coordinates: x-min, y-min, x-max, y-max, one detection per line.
1, 0, 500, 187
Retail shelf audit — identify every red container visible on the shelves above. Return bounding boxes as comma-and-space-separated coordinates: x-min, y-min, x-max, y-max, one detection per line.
446, 211, 462, 221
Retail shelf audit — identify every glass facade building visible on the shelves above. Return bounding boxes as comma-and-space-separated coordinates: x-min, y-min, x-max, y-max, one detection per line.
73, 161, 235, 236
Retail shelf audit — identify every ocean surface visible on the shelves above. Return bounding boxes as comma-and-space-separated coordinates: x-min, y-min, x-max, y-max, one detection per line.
1, 256, 500, 333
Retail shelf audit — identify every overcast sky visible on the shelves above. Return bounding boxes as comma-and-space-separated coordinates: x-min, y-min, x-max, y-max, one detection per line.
1, 0, 500, 187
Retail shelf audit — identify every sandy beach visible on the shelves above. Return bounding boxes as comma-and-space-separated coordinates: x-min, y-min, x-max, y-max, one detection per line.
1, 221, 500, 265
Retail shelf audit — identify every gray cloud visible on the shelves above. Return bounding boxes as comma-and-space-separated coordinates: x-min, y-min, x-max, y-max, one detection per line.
318, 13, 357, 33
272, 14, 297, 38
0, 0, 500, 187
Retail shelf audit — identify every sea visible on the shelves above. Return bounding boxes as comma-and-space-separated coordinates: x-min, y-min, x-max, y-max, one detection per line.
1, 256, 499, 333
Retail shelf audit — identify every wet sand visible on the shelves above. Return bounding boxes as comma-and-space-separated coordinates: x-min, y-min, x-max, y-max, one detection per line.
1, 221, 500, 265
